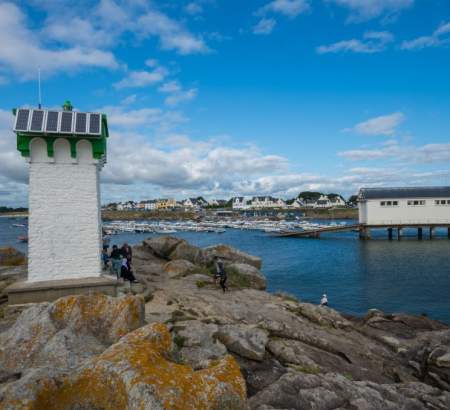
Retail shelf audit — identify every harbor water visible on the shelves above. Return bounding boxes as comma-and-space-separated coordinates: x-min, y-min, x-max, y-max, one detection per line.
1, 216, 450, 323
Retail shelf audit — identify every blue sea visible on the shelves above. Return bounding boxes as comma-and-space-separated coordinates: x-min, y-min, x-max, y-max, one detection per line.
2, 216, 450, 323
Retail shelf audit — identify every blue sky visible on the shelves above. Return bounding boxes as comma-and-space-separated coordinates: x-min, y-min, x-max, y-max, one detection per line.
1, 0, 450, 205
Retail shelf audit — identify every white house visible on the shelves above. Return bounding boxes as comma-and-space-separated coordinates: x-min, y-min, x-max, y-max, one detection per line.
358, 187, 450, 225
329, 195, 346, 207
232, 197, 249, 210
313, 195, 331, 209
249, 196, 286, 209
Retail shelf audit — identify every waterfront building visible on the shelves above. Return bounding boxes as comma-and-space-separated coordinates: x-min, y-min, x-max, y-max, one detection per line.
156, 198, 177, 210
358, 187, 450, 226
7, 101, 116, 303
232, 197, 249, 210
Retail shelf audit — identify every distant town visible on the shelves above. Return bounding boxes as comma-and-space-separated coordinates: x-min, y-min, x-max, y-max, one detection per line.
102, 192, 358, 212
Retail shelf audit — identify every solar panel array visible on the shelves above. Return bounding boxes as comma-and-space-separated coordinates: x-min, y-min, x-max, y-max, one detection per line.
13, 108, 102, 136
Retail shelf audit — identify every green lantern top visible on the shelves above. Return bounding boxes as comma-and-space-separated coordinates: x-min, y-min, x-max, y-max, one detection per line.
12, 102, 109, 160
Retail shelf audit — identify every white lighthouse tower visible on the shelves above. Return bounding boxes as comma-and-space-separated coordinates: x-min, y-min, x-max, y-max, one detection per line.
7, 101, 116, 303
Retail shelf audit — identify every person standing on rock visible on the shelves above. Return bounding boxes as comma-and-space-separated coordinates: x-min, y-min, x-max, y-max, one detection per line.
110, 245, 122, 279
320, 294, 328, 307
214, 256, 228, 293
121, 242, 132, 262
120, 257, 138, 284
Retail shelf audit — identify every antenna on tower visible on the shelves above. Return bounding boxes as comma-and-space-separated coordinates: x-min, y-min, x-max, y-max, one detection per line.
38, 68, 42, 109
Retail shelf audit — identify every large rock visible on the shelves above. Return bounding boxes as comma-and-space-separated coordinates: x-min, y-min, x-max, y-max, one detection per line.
1, 323, 248, 409
227, 263, 267, 290
163, 259, 198, 278
0, 248, 26, 267
203, 244, 262, 269
143, 236, 186, 259
169, 242, 203, 265
218, 324, 268, 361
173, 320, 228, 369
249, 371, 450, 410
0, 294, 145, 372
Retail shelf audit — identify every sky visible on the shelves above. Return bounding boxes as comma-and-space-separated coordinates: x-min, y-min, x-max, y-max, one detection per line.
0, 0, 450, 206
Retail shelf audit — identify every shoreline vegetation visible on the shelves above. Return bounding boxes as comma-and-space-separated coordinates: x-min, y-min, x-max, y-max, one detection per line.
0, 207, 358, 221
1, 238, 450, 408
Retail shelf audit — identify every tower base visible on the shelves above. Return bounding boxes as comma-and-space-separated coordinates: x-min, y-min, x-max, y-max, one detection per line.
5, 276, 117, 305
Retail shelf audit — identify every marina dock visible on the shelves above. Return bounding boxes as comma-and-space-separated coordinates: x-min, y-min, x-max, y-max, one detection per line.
273, 223, 450, 239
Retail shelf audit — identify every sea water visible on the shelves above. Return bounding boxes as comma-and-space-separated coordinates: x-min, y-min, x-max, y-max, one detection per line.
1, 217, 450, 323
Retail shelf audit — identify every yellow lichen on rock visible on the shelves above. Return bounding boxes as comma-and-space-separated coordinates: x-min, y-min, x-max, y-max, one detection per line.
49, 293, 144, 343
31, 323, 247, 410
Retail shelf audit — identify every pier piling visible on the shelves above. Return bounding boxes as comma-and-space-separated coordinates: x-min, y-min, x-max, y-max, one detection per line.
430, 227, 435, 239
397, 228, 402, 240
388, 228, 393, 240
418, 227, 423, 240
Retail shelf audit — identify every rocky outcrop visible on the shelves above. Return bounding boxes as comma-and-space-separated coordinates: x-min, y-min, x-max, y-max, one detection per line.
226, 263, 267, 290
0, 294, 145, 372
249, 371, 450, 410
203, 244, 262, 269
2, 237, 450, 409
0, 295, 247, 409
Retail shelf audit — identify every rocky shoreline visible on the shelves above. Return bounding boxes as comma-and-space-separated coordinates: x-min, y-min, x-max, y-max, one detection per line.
1, 237, 450, 409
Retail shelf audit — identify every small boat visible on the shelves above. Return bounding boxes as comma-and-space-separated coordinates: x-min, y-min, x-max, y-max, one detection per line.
12, 223, 26, 228
18, 236, 28, 243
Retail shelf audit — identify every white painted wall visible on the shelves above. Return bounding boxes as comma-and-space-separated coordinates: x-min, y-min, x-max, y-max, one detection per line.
359, 198, 450, 225
28, 138, 102, 282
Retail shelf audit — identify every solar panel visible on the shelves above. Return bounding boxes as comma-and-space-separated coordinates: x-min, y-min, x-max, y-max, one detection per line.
45, 111, 59, 133
75, 112, 87, 134
15, 109, 30, 131
30, 110, 45, 132
88, 113, 101, 135
60, 111, 73, 133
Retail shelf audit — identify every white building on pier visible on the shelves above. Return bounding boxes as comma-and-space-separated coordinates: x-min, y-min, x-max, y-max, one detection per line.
358, 187, 450, 226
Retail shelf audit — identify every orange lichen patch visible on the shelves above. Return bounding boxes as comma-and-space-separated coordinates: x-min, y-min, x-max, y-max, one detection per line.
33, 368, 128, 410
50, 294, 144, 343
27, 323, 247, 410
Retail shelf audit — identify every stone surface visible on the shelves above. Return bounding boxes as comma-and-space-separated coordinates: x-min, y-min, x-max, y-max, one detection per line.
249, 371, 450, 410
163, 259, 198, 278
1, 323, 248, 410
5, 276, 118, 304
217, 325, 269, 361
227, 263, 267, 290
203, 244, 262, 269
142, 236, 186, 259
169, 242, 203, 264
0, 294, 144, 372
173, 320, 228, 369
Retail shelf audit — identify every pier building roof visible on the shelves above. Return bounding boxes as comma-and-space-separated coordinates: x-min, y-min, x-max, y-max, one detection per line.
359, 186, 450, 200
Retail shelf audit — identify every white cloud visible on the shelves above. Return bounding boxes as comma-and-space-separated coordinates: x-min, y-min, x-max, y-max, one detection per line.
253, 19, 277, 35
121, 94, 137, 105
113, 66, 168, 89
0, 2, 118, 80
344, 112, 405, 136
401, 22, 450, 50
185, 2, 203, 15
328, 0, 414, 22
99, 105, 187, 130
158, 81, 198, 106
258, 0, 310, 18
339, 140, 450, 165
317, 31, 394, 54
137, 10, 209, 55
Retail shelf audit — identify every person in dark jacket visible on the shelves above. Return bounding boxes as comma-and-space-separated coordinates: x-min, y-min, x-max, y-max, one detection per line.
120, 257, 138, 283
110, 245, 122, 278
214, 257, 228, 293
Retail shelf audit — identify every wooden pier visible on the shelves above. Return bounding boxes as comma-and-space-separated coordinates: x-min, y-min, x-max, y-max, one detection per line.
273, 224, 450, 239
